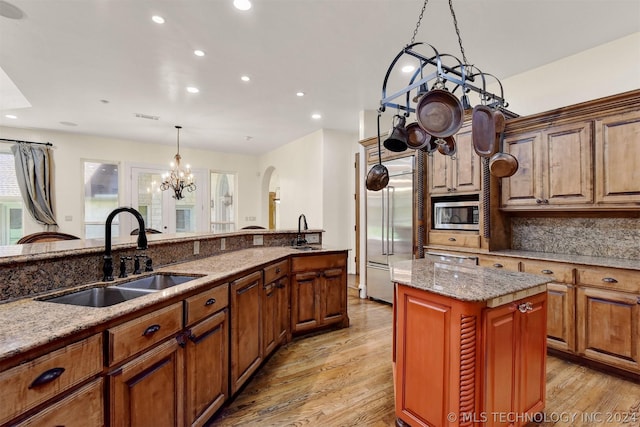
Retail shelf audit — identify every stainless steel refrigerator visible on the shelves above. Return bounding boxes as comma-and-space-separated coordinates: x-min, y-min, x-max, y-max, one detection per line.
366, 155, 414, 303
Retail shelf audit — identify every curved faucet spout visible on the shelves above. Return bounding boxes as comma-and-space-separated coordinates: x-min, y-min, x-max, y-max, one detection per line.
103, 207, 148, 281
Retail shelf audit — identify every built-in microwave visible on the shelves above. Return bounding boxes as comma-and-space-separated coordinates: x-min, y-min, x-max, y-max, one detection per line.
433, 200, 479, 231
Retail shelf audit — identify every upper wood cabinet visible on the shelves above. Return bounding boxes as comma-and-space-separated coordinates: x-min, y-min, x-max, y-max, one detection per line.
595, 110, 640, 205
428, 124, 481, 195
501, 121, 593, 208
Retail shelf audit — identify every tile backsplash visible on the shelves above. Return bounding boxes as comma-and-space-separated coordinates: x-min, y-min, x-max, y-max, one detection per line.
511, 217, 640, 260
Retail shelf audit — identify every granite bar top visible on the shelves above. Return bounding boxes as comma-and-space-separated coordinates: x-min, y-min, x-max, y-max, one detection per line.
0, 245, 345, 364
391, 258, 552, 307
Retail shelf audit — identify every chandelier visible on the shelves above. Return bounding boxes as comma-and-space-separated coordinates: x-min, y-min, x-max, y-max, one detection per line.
160, 125, 196, 200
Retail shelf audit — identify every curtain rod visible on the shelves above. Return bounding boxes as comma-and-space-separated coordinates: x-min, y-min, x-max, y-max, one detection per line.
0, 138, 53, 147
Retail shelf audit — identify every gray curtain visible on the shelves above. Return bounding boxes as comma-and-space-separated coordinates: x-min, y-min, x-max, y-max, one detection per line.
11, 143, 58, 227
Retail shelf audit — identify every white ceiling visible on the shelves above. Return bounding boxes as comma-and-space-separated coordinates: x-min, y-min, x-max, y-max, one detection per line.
0, 0, 638, 155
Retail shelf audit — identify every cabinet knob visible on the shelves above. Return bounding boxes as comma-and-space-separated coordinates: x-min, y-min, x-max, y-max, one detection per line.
536, 199, 543, 204
518, 302, 533, 313
493, 263, 503, 268
205, 298, 216, 306
448, 237, 457, 242
541, 269, 553, 275
602, 277, 618, 283
276, 267, 281, 274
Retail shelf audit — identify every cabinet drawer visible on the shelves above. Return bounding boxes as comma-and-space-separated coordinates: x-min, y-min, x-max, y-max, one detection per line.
428, 232, 480, 249
264, 260, 289, 283
576, 267, 640, 293
0, 334, 103, 425
521, 260, 574, 284
291, 253, 346, 272
478, 255, 521, 272
185, 283, 229, 326
108, 302, 182, 366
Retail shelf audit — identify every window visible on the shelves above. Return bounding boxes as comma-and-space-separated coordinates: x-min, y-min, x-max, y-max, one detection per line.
83, 161, 119, 239
210, 172, 236, 233
0, 152, 24, 244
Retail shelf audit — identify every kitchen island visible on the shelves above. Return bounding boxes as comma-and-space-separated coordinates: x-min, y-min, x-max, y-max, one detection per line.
391, 258, 553, 427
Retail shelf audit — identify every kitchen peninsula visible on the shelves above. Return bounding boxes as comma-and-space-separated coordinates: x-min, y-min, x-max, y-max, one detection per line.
0, 230, 350, 426
391, 258, 553, 427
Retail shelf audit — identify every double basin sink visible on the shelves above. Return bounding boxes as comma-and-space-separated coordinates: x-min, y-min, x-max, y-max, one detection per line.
39, 274, 198, 308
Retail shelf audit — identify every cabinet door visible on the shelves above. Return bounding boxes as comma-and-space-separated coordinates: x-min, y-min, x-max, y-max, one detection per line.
595, 111, 640, 204
262, 281, 278, 357
109, 339, 184, 427
230, 271, 263, 394
15, 378, 104, 427
517, 293, 547, 417
543, 121, 593, 205
501, 131, 542, 207
291, 271, 321, 333
451, 125, 481, 193
577, 287, 640, 373
546, 282, 575, 353
428, 148, 451, 194
275, 276, 290, 344
320, 267, 347, 326
185, 309, 228, 427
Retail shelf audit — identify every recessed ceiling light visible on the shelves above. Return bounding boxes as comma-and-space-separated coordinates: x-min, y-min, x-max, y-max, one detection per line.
194, 50, 205, 57
401, 65, 415, 73
241, 75, 250, 82
296, 92, 305, 97
152, 15, 165, 24
233, 0, 252, 11
5, 114, 17, 119
186, 87, 200, 93
99, 99, 109, 104
311, 113, 322, 120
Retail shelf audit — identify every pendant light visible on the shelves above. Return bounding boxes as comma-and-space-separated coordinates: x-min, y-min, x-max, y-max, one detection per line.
160, 125, 196, 200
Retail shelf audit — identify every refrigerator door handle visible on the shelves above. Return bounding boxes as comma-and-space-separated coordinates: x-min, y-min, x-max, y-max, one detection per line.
388, 185, 395, 255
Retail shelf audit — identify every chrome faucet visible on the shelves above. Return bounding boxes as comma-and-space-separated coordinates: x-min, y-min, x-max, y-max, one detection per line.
103, 207, 148, 281
295, 214, 308, 246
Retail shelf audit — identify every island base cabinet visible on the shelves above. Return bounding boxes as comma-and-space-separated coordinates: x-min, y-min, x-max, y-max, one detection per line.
185, 309, 229, 427
109, 338, 185, 427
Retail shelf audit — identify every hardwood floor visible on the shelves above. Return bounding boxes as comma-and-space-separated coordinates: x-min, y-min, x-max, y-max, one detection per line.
208, 279, 640, 427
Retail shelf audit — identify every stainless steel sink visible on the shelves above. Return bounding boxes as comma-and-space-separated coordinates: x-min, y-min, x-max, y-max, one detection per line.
40, 287, 153, 307
291, 246, 320, 251
116, 274, 197, 291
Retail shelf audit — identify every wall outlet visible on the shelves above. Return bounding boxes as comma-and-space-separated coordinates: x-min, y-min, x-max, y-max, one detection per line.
220, 238, 226, 251
253, 235, 264, 246
193, 240, 200, 255
305, 233, 320, 244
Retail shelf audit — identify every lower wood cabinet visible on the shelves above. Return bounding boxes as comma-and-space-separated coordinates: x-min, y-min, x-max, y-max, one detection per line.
230, 271, 263, 394
109, 338, 185, 427
291, 253, 349, 334
262, 260, 289, 357
394, 284, 547, 427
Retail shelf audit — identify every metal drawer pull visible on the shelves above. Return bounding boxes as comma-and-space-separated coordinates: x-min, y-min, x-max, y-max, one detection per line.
518, 302, 533, 313
602, 277, 618, 283
236, 282, 257, 295
541, 269, 553, 274
275, 267, 281, 274
29, 367, 65, 389
142, 324, 161, 337
448, 237, 457, 242
205, 298, 217, 306
493, 263, 503, 268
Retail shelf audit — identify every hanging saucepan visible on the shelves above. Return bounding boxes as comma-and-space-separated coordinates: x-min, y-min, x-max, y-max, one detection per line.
366, 114, 390, 191
416, 89, 464, 138
406, 122, 429, 150
489, 132, 519, 178
436, 136, 456, 156
421, 135, 438, 154
471, 105, 498, 158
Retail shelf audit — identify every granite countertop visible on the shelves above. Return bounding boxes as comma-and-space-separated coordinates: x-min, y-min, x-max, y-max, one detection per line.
391, 258, 552, 307
0, 245, 345, 364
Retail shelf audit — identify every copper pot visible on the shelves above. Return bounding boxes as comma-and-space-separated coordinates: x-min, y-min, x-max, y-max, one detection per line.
436, 136, 456, 156
416, 89, 464, 138
366, 114, 390, 191
489, 133, 518, 178
406, 122, 429, 150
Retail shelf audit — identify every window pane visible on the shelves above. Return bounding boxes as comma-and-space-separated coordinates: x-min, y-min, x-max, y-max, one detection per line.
136, 172, 163, 231
176, 186, 196, 232
0, 152, 24, 244
84, 161, 119, 239
210, 172, 236, 233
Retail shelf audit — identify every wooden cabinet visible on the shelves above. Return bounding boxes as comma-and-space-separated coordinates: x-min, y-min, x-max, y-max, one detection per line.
0, 334, 103, 426
109, 338, 184, 427
184, 285, 229, 427
230, 271, 263, 394
478, 254, 521, 272
595, 110, 640, 205
428, 230, 481, 249
428, 124, 481, 195
521, 260, 576, 353
501, 121, 593, 208
576, 266, 640, 374
291, 253, 349, 334
483, 292, 547, 427
262, 260, 289, 357
394, 284, 547, 427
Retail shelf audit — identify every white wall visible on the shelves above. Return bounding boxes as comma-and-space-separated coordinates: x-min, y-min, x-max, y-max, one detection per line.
0, 126, 261, 237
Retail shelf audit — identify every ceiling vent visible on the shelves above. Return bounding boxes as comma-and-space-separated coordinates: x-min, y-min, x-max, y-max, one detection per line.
134, 113, 159, 120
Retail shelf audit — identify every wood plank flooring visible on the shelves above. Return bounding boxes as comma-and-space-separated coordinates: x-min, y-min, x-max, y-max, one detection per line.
208, 281, 640, 427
